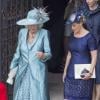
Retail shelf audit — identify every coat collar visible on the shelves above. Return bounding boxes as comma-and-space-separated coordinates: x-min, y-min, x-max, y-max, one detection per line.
89, 5, 100, 15
81, 3, 100, 17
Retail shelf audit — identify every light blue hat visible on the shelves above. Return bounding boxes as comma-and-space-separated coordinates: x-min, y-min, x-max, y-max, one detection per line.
16, 8, 49, 25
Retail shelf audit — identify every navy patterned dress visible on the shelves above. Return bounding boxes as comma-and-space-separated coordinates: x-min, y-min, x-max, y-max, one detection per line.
64, 33, 97, 100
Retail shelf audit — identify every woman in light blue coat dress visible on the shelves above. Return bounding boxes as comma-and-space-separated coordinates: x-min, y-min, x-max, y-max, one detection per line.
6, 8, 52, 100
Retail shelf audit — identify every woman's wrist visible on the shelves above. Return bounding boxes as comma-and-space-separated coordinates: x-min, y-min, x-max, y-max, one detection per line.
42, 53, 46, 59
90, 69, 94, 75
64, 68, 67, 73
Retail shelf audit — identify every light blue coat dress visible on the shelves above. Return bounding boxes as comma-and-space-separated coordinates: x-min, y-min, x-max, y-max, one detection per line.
10, 28, 52, 100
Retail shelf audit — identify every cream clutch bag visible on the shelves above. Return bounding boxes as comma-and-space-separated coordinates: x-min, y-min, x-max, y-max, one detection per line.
74, 64, 96, 79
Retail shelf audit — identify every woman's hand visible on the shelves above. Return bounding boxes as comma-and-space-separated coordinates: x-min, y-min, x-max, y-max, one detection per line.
82, 72, 92, 80
62, 71, 66, 83
36, 51, 45, 59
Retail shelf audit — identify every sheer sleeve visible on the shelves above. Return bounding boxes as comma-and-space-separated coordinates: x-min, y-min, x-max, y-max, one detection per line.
87, 34, 97, 51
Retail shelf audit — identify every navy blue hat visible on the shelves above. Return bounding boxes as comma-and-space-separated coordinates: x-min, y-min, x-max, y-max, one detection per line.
67, 12, 85, 24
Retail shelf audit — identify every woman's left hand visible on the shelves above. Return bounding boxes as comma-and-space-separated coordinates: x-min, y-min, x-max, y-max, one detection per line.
82, 73, 92, 80
36, 52, 45, 59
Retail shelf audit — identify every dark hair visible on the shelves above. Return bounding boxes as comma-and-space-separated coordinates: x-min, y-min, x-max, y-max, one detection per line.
82, 22, 88, 30
76, 16, 88, 30
80, 16, 88, 30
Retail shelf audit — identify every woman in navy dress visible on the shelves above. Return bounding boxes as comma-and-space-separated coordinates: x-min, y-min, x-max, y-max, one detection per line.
63, 14, 97, 100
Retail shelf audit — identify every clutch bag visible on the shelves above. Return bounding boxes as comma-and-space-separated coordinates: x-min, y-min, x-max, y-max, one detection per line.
74, 64, 96, 79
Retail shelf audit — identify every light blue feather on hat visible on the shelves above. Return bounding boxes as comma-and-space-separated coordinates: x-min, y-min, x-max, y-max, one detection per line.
16, 8, 50, 25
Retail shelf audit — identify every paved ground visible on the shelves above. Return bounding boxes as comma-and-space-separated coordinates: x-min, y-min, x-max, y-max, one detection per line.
48, 73, 64, 100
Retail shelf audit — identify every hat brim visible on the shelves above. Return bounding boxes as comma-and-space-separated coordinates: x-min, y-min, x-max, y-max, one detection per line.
16, 18, 49, 25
